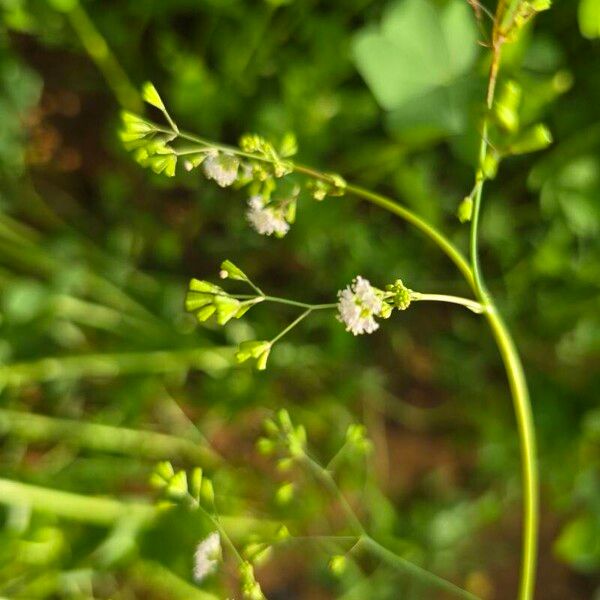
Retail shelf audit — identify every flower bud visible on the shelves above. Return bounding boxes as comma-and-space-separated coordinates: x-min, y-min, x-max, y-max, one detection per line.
149, 461, 174, 489
386, 280, 412, 311
275, 482, 294, 505
457, 196, 473, 223
141, 82, 165, 111
220, 260, 249, 281
329, 555, 347, 576
191, 468, 203, 502
495, 80, 521, 133
256, 437, 275, 455
166, 470, 188, 500
201, 478, 215, 507
213, 296, 241, 325
509, 124, 553, 155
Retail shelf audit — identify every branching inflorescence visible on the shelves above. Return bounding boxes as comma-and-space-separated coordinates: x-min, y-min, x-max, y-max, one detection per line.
121, 2, 554, 598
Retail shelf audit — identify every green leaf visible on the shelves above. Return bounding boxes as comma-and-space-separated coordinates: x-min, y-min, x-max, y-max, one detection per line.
352, 0, 478, 111
579, 0, 600, 39
555, 515, 600, 572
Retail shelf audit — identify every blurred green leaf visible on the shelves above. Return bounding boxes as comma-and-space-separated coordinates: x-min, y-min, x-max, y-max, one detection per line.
578, 0, 600, 39
353, 0, 478, 137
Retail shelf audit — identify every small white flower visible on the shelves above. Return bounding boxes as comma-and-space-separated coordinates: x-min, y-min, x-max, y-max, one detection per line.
337, 276, 382, 335
193, 531, 221, 582
203, 152, 239, 187
246, 195, 290, 237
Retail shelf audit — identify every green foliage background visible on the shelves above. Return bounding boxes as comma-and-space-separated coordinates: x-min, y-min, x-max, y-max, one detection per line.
0, 0, 598, 598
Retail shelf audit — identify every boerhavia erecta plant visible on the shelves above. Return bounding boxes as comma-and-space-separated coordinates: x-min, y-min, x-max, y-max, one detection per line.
121, 1, 553, 598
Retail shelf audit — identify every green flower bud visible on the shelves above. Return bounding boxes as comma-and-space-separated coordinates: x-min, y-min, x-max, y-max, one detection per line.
379, 302, 393, 319
256, 437, 275, 455
275, 482, 294, 506
244, 543, 271, 564
149, 461, 174, 489
495, 80, 521, 133
148, 154, 177, 177
219, 260, 249, 281
279, 132, 298, 158
184, 154, 207, 171
141, 82, 165, 111
213, 296, 241, 325
509, 124, 553, 155
236, 341, 271, 364
194, 305, 216, 322
531, 0, 551, 10
201, 478, 215, 507
458, 196, 473, 223
190, 468, 203, 502
166, 470, 188, 500
329, 555, 347, 576
386, 280, 412, 311
277, 457, 294, 472
277, 409, 293, 432
255, 347, 271, 371
189, 279, 223, 294
263, 418, 279, 437
482, 153, 498, 180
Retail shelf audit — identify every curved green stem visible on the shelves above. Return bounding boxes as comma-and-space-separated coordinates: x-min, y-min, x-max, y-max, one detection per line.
467, 21, 537, 599
293, 169, 476, 290
484, 306, 537, 600
410, 293, 485, 314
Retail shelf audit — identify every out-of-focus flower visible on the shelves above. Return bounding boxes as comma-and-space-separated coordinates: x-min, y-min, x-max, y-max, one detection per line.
193, 531, 221, 582
246, 196, 290, 237
203, 152, 240, 187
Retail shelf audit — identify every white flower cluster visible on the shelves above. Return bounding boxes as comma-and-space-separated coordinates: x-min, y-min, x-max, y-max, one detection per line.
246, 195, 290, 237
203, 152, 239, 187
337, 276, 382, 335
193, 531, 221, 582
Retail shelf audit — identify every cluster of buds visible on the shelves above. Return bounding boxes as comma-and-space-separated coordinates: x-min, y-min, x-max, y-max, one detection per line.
149, 461, 215, 511
185, 260, 275, 370
257, 409, 307, 466
307, 173, 347, 201
498, 0, 552, 41
120, 111, 177, 177
458, 77, 553, 222
185, 260, 264, 325
121, 82, 350, 239
337, 277, 413, 336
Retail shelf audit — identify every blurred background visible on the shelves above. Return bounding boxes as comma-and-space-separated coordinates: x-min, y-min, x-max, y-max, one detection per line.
0, 0, 598, 598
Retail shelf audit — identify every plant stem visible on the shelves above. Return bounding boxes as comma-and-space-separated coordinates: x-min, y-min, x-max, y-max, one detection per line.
410, 293, 485, 314
300, 453, 479, 600
269, 309, 313, 345
361, 537, 478, 600
0, 408, 221, 468
467, 13, 538, 598
66, 4, 141, 112
0, 348, 231, 388
0, 478, 155, 526
294, 170, 476, 289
